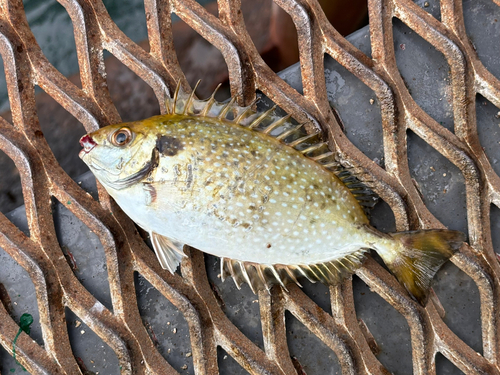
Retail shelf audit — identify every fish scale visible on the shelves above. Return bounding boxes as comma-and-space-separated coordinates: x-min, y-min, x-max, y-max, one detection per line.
141, 116, 371, 266
79, 83, 466, 305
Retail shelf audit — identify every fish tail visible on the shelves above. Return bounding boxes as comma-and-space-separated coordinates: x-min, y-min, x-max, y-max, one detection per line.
380, 229, 465, 305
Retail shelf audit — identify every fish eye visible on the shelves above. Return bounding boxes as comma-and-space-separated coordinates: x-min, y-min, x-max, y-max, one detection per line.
111, 127, 133, 146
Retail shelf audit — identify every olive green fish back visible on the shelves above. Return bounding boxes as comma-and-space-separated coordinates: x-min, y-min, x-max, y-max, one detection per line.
166, 82, 378, 212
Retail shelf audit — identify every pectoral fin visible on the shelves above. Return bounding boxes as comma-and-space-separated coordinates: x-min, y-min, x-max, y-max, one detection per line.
150, 232, 186, 273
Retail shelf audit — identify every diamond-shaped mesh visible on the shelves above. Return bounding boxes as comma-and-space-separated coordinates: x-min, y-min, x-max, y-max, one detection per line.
0, 0, 500, 374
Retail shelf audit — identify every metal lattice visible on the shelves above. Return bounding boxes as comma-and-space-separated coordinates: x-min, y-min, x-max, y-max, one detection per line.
0, 0, 500, 374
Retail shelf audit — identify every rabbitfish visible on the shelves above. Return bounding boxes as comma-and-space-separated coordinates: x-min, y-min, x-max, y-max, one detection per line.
79, 84, 465, 305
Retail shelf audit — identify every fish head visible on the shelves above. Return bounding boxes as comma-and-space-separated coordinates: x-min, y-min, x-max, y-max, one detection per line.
79, 122, 158, 191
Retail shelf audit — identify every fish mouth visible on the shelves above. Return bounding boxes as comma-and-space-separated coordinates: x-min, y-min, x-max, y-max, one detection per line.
79, 135, 97, 158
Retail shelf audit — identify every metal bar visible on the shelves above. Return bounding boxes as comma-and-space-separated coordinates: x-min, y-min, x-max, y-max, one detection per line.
0, 0, 499, 373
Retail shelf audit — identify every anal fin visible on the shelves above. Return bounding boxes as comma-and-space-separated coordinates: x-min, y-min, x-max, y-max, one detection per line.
150, 232, 186, 273
220, 249, 368, 294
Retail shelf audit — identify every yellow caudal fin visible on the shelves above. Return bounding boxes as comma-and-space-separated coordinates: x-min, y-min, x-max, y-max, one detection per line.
383, 230, 465, 305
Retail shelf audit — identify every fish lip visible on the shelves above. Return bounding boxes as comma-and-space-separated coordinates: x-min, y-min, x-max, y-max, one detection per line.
79, 135, 97, 156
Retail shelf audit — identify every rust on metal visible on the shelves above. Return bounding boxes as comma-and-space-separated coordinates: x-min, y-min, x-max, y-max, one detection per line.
0, 0, 499, 374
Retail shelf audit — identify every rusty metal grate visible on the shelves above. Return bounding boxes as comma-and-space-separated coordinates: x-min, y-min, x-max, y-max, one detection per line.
1, 0, 500, 373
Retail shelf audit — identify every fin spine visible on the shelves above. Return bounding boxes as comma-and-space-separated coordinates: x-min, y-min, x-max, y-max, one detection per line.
239, 261, 255, 292
234, 99, 258, 123
200, 83, 221, 117
182, 80, 200, 115
270, 266, 287, 289
248, 105, 277, 129
287, 133, 318, 148
300, 143, 326, 155
220, 249, 367, 294
311, 151, 334, 161
275, 123, 304, 141
284, 268, 302, 287
256, 266, 270, 292
171, 81, 181, 115
262, 114, 292, 134
322, 161, 340, 169
217, 97, 237, 120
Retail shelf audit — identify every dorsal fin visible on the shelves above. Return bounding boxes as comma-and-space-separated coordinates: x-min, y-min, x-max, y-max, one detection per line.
166, 81, 314, 150
166, 81, 377, 211
221, 249, 368, 293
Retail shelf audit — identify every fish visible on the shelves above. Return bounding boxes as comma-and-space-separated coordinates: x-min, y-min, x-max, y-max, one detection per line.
79, 82, 465, 305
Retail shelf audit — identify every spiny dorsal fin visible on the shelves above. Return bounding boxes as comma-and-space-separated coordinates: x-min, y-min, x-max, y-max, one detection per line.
167, 81, 378, 211
220, 249, 368, 294
166, 81, 312, 149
